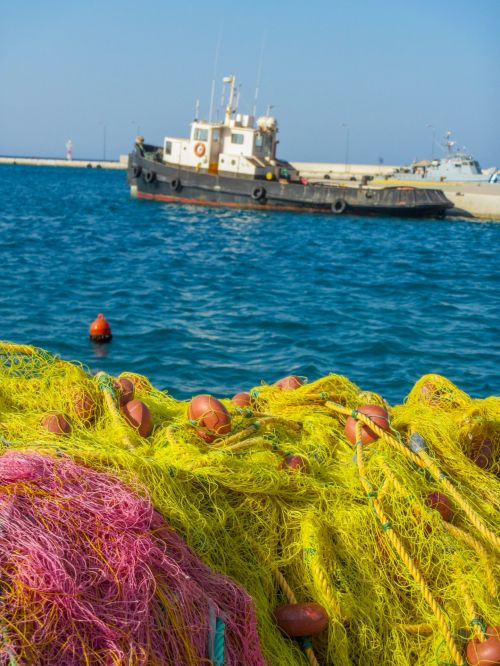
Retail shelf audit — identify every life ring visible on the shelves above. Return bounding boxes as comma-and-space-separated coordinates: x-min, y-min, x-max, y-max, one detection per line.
331, 199, 346, 214
144, 170, 156, 184
194, 142, 206, 157
132, 165, 142, 178
170, 178, 181, 192
251, 186, 266, 201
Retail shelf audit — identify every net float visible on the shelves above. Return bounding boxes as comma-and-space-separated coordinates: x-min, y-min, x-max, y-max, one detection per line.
470, 438, 494, 470
188, 395, 231, 443
72, 391, 96, 424
279, 454, 309, 472
41, 413, 71, 435
231, 392, 252, 407
425, 492, 454, 522
121, 399, 153, 437
113, 377, 135, 406
89, 313, 112, 343
274, 375, 303, 391
466, 625, 500, 665
345, 404, 390, 445
274, 602, 329, 637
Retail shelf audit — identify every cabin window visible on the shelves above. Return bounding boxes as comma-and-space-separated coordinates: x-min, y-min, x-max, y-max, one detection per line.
213, 129, 220, 142
194, 127, 209, 141
231, 133, 244, 145
255, 134, 263, 148
165, 141, 172, 155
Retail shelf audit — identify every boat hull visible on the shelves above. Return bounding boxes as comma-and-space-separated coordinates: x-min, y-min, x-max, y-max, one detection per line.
128, 152, 452, 218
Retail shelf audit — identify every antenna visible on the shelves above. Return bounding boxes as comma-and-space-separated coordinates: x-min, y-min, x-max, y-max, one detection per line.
195, 99, 200, 120
253, 35, 266, 117
208, 27, 223, 122
223, 75, 236, 125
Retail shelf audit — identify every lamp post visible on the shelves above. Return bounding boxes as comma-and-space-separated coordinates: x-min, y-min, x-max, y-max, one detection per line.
426, 124, 435, 159
341, 123, 350, 172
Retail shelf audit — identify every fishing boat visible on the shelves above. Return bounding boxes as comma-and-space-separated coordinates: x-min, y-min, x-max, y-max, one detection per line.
127, 75, 452, 218
380, 132, 499, 185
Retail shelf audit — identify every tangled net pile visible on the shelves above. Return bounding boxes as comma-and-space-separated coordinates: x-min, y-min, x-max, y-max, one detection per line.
0, 341, 499, 665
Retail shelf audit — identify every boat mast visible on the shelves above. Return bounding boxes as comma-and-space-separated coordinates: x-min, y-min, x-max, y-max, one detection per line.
223, 75, 236, 125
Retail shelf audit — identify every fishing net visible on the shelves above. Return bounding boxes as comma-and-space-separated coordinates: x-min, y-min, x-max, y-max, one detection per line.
0, 342, 499, 666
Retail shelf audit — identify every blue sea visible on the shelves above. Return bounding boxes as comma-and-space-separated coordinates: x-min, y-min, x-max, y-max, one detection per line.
0, 165, 498, 404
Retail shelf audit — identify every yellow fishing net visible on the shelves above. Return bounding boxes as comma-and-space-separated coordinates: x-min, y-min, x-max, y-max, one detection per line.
0, 342, 498, 666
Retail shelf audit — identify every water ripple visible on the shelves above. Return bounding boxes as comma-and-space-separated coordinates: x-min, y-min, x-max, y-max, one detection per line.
0, 165, 499, 402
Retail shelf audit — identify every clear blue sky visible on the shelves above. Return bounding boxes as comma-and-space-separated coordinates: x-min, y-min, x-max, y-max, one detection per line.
1, 0, 499, 166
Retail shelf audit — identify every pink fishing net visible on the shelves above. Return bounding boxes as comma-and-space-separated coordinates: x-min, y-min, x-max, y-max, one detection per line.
0, 450, 264, 665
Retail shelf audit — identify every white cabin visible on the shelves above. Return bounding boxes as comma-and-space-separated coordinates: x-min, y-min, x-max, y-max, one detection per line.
162, 75, 294, 180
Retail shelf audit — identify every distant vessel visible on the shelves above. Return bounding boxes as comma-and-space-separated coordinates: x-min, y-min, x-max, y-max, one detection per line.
128, 75, 452, 217
384, 132, 499, 184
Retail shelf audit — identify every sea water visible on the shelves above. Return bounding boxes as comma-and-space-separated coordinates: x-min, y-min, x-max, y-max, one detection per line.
0, 165, 498, 403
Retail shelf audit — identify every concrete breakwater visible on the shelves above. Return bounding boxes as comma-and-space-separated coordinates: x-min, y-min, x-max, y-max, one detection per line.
0, 155, 128, 170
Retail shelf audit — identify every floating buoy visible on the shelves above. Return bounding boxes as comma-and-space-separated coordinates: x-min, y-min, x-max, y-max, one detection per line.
466, 626, 500, 665
345, 404, 390, 445
113, 377, 135, 406
425, 492, 454, 522
470, 438, 494, 470
72, 391, 96, 424
274, 375, 303, 391
232, 392, 252, 407
274, 602, 329, 637
121, 399, 152, 437
279, 454, 309, 472
41, 413, 71, 435
188, 395, 231, 443
89, 313, 112, 342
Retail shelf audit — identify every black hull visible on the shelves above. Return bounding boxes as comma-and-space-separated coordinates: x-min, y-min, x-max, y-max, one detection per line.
128, 152, 452, 218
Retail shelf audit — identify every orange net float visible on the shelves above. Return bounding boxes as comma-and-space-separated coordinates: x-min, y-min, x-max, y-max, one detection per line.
188, 395, 231, 443
279, 454, 309, 473
89, 313, 112, 343
231, 392, 252, 408
121, 399, 153, 438
274, 602, 329, 637
425, 492, 454, 522
113, 377, 135, 406
71, 391, 97, 425
41, 413, 71, 435
466, 625, 500, 665
274, 375, 304, 391
345, 404, 390, 445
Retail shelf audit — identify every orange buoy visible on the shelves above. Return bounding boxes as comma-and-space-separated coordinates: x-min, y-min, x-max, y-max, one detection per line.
188, 395, 231, 443
274, 602, 329, 637
113, 377, 135, 406
466, 626, 500, 665
41, 413, 71, 435
231, 392, 252, 408
121, 399, 152, 437
89, 313, 112, 342
345, 404, 390, 445
274, 375, 303, 391
425, 492, 454, 522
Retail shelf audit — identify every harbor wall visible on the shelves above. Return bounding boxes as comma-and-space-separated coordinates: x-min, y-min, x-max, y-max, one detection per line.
0, 155, 128, 169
